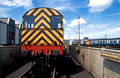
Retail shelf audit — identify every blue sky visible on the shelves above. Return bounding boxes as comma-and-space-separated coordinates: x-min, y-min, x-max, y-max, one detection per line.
0, 0, 120, 39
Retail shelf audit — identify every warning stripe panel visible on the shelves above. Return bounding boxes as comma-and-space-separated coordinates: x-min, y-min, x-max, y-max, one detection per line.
42, 34, 54, 45
21, 29, 63, 46
23, 8, 63, 29
35, 34, 53, 45
21, 29, 34, 42
22, 8, 63, 46
27, 29, 41, 42
22, 29, 28, 36
54, 29, 63, 38
47, 29, 63, 45
44, 30, 62, 45
51, 29, 63, 42
38, 40, 47, 45
35, 12, 50, 23
32, 33, 44, 43
50, 9, 59, 15
57, 29, 63, 36
26, 9, 35, 16
33, 8, 42, 16
43, 8, 52, 16
34, 19, 50, 28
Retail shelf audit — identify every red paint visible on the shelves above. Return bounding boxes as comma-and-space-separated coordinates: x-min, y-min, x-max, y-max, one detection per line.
21, 45, 63, 55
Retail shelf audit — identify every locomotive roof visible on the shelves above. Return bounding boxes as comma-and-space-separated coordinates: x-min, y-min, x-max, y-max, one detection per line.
23, 7, 63, 17
90, 38, 120, 41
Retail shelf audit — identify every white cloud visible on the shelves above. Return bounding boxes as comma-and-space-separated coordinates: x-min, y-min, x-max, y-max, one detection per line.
78, 23, 120, 39
95, 12, 120, 19
54, 6, 77, 11
0, 0, 33, 9
81, 27, 120, 39
0, 7, 11, 17
64, 34, 76, 39
65, 24, 120, 39
88, 0, 113, 12
42, 0, 87, 11
67, 18, 86, 27
66, 28, 72, 31
86, 24, 94, 28
63, 19, 66, 24
43, 0, 70, 10
83, 24, 107, 33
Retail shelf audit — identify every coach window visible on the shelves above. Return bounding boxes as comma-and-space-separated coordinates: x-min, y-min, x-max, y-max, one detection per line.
97, 41, 99, 43
103, 41, 105, 43
117, 40, 119, 43
110, 40, 113, 43
114, 40, 117, 43
119, 40, 120, 43
51, 16, 62, 28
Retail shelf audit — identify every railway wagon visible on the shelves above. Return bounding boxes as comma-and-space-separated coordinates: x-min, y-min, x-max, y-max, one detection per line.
20, 8, 64, 60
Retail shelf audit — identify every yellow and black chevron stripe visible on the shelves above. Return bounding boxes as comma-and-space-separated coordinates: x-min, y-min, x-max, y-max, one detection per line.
21, 8, 63, 46
22, 8, 63, 28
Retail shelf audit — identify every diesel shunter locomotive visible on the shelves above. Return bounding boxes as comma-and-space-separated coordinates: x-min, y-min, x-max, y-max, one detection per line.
20, 7, 64, 65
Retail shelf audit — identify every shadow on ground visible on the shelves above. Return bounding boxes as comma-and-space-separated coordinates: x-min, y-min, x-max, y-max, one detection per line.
56, 53, 84, 78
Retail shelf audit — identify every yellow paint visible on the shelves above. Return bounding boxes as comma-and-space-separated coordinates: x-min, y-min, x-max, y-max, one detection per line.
33, 33, 44, 43
26, 9, 35, 16
57, 29, 63, 35
21, 29, 34, 42
51, 29, 63, 42
35, 12, 50, 23
101, 52, 120, 60
28, 29, 54, 45
42, 33, 54, 45
43, 8, 52, 16
21, 29, 28, 35
39, 40, 45, 43
22, 18, 24, 22
33, 8, 42, 16
40, 26, 45, 28
44, 30, 60, 45
27, 29, 41, 41
50, 9, 59, 15
21, 24, 23, 29
34, 19, 50, 28
62, 24, 63, 28
86, 41, 90, 45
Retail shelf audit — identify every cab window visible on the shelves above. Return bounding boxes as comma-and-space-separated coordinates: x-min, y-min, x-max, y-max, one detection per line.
23, 15, 34, 28
51, 16, 62, 28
